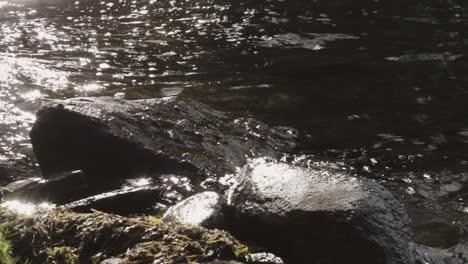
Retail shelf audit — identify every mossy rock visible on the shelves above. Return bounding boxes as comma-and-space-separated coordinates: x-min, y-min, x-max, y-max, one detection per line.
0, 209, 250, 264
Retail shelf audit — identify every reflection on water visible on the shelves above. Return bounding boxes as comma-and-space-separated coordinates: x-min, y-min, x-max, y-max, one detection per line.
259, 33, 359, 51
0, 56, 69, 89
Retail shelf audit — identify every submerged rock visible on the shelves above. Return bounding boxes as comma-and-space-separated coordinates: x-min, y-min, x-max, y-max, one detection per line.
5, 170, 88, 204
30, 97, 298, 187
387, 171, 468, 249
412, 242, 468, 264
0, 160, 34, 186
4, 177, 42, 193
227, 158, 414, 264
162, 191, 226, 228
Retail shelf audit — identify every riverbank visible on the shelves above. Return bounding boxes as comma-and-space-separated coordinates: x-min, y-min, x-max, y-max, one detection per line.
0, 209, 251, 264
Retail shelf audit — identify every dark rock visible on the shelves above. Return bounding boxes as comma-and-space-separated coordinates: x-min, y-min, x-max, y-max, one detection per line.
5, 170, 88, 204
409, 208, 464, 248
440, 175, 454, 184
162, 191, 226, 228
387, 171, 468, 249
62, 186, 163, 215
30, 97, 298, 187
228, 158, 414, 264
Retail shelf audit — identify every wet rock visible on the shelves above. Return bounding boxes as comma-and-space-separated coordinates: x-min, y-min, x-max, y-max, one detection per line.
30, 97, 298, 186
417, 188, 436, 200
440, 181, 463, 194
389, 171, 468, 251
5, 177, 42, 192
412, 242, 468, 264
63, 186, 163, 215
228, 158, 414, 264
100, 258, 122, 264
440, 175, 454, 184
5, 170, 88, 204
448, 241, 468, 263
412, 220, 463, 249
412, 245, 452, 264
391, 188, 468, 255
248, 252, 284, 264
162, 191, 226, 228
0, 186, 12, 197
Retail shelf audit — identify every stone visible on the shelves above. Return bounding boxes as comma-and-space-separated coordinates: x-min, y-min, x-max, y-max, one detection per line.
5, 177, 43, 192
162, 191, 226, 228
30, 97, 298, 187
227, 158, 414, 264
440, 182, 463, 194
412, 242, 468, 264
248, 252, 284, 264
63, 186, 163, 215
440, 175, 454, 184
100, 258, 122, 264
5, 170, 88, 204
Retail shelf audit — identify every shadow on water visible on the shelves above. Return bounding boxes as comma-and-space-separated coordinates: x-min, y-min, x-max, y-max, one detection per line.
0, 0, 468, 249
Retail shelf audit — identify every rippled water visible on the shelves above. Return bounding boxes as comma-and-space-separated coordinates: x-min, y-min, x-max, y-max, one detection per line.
0, 0, 466, 171
0, 0, 468, 246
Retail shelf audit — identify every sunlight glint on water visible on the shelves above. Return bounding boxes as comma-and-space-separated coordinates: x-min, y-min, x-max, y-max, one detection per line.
1, 200, 55, 215
0, 56, 69, 90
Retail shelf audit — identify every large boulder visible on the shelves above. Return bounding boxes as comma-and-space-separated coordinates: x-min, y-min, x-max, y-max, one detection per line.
227, 158, 414, 264
30, 97, 298, 187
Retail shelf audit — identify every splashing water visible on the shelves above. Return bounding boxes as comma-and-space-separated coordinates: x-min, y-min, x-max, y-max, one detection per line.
1, 200, 55, 215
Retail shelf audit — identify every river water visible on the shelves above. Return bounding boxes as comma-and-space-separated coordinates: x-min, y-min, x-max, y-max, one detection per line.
0, 0, 467, 249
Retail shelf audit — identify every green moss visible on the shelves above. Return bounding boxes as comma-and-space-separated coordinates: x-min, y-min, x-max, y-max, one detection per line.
0, 210, 251, 264
234, 245, 249, 259
47, 247, 79, 264
0, 222, 19, 264
148, 216, 164, 225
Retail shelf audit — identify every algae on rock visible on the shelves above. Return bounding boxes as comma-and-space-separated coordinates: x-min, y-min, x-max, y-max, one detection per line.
0, 209, 250, 264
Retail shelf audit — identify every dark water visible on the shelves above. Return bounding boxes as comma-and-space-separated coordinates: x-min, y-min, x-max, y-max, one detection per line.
1, 0, 468, 248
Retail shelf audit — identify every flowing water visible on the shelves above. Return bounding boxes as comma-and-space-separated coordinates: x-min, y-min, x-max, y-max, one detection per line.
0, 0, 468, 249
